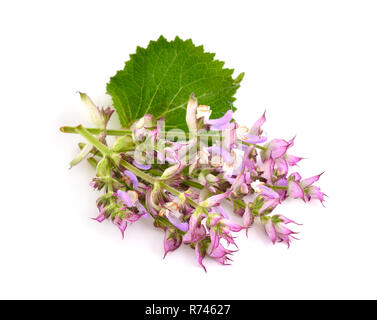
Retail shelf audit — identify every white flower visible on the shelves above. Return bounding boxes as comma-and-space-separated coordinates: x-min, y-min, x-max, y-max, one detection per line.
79, 92, 105, 129
127, 190, 139, 205
186, 94, 198, 132
196, 105, 212, 120
165, 201, 180, 215
250, 180, 264, 193
236, 126, 249, 141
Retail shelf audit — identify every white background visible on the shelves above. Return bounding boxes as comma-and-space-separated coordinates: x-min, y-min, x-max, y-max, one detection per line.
1, 0, 376, 299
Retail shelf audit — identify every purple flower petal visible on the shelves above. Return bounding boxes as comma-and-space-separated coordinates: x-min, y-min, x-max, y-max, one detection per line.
165, 211, 189, 232
116, 190, 133, 207
205, 110, 233, 129
123, 170, 138, 189
249, 111, 266, 136
135, 201, 148, 218
132, 160, 151, 170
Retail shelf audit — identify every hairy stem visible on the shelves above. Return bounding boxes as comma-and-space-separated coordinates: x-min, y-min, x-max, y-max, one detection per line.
61, 125, 266, 150
75, 125, 113, 157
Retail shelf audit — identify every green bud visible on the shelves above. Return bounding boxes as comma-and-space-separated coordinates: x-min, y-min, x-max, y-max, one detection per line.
69, 143, 92, 169
160, 164, 180, 180
78, 92, 105, 129
96, 157, 110, 177
112, 135, 134, 152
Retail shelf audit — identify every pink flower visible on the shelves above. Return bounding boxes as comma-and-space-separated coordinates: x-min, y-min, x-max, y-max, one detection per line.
113, 216, 128, 239
301, 172, 324, 189
195, 240, 209, 272
163, 227, 183, 258
199, 191, 232, 208
183, 210, 206, 244
288, 180, 305, 201
262, 139, 291, 160
92, 205, 107, 223
263, 215, 300, 247
207, 213, 243, 253
306, 186, 327, 204
207, 243, 235, 265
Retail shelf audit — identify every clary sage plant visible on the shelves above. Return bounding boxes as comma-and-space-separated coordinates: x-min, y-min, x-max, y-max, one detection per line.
61, 37, 325, 271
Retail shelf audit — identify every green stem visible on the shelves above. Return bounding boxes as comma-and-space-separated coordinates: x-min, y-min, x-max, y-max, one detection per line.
119, 159, 156, 185
244, 142, 266, 151
266, 185, 288, 190
62, 126, 132, 136
75, 125, 113, 157
78, 142, 134, 154
61, 126, 265, 150
181, 180, 203, 189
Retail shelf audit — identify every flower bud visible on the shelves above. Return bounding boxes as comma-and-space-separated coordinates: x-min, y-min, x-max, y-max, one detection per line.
112, 135, 134, 152
96, 157, 110, 177
69, 143, 92, 169
78, 92, 105, 129
186, 93, 198, 132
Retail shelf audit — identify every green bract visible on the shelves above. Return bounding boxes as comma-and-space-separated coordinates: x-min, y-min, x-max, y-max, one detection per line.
107, 36, 244, 131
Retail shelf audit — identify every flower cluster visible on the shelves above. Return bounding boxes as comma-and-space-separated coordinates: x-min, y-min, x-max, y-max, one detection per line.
65, 92, 326, 271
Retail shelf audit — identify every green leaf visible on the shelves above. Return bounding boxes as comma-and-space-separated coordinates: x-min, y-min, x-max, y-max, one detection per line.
107, 36, 243, 131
